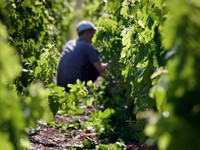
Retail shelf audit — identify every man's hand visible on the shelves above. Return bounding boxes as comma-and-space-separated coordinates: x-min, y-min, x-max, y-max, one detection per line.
101, 63, 108, 73
93, 61, 108, 76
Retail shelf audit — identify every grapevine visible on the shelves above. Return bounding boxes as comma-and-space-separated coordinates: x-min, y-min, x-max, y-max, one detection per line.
1, 0, 200, 149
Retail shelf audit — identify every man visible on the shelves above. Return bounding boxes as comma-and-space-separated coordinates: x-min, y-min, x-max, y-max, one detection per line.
56, 20, 107, 91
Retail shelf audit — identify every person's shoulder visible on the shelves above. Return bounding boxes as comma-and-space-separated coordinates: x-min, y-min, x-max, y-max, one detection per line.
77, 40, 94, 49
64, 39, 77, 48
62, 39, 77, 53
66, 39, 77, 45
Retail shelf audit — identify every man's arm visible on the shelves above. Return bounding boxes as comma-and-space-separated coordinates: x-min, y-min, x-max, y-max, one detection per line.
93, 61, 108, 76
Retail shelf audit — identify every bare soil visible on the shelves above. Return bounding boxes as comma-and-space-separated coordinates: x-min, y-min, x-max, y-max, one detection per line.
28, 106, 157, 150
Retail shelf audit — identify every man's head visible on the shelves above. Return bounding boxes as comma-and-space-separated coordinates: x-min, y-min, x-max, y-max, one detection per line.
76, 20, 96, 43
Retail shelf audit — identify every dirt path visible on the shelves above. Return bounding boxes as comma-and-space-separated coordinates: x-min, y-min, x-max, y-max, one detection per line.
29, 115, 96, 149
29, 106, 97, 149
28, 107, 157, 150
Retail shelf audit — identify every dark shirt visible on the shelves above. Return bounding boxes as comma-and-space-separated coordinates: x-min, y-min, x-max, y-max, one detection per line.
56, 39, 99, 88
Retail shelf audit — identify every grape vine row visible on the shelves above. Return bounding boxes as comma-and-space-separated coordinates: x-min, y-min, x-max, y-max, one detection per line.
1, 0, 200, 149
